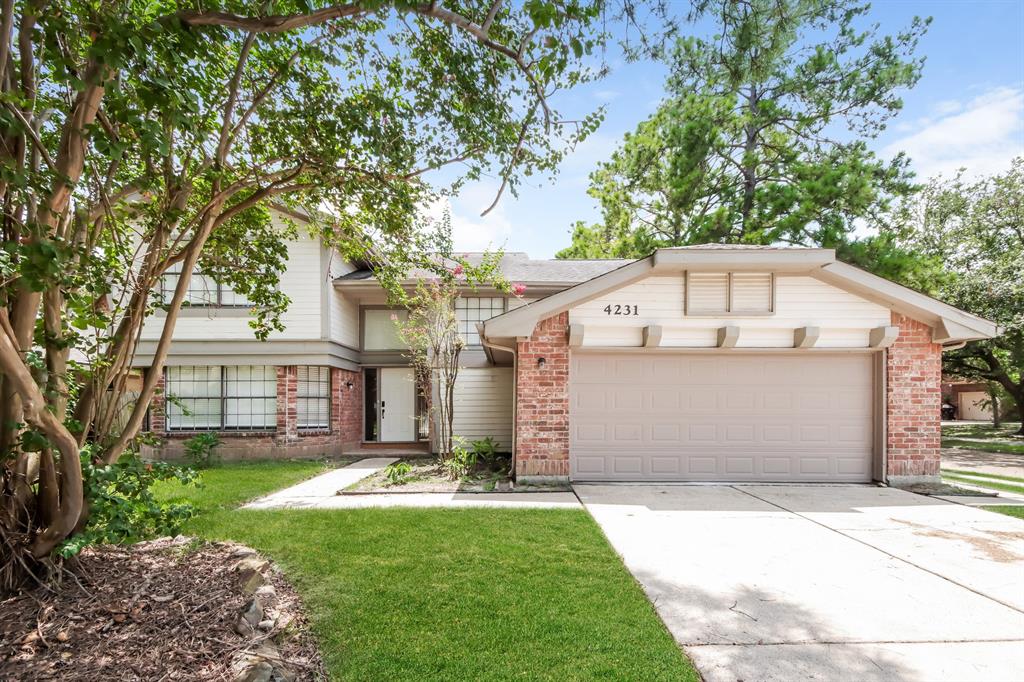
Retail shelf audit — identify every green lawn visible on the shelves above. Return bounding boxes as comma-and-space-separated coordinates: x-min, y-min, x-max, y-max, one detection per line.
942, 438, 1024, 455
156, 462, 698, 681
153, 459, 331, 517
941, 472, 1024, 497
986, 505, 1024, 520
942, 468, 1024, 485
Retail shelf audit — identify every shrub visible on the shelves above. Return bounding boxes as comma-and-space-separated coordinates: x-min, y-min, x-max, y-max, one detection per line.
183, 433, 220, 469
470, 437, 498, 464
384, 460, 414, 485
442, 437, 478, 480
59, 449, 199, 557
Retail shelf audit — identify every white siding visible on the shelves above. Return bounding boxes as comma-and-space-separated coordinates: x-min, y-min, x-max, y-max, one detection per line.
450, 367, 513, 450
569, 274, 891, 348
140, 220, 324, 342
327, 255, 359, 348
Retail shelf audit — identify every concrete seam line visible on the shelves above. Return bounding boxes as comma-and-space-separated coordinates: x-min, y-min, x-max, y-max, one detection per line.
728, 485, 1024, 617
684, 637, 1024, 647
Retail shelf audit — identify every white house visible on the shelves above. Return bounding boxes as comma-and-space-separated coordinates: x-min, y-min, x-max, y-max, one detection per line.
138, 214, 996, 487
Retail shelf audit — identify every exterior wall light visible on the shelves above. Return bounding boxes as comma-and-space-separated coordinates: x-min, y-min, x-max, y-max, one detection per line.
537, 357, 546, 368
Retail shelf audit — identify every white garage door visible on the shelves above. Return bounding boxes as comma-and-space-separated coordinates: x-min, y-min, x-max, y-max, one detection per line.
569, 353, 875, 482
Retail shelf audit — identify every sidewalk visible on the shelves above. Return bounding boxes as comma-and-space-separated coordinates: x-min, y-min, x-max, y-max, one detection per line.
244, 458, 580, 510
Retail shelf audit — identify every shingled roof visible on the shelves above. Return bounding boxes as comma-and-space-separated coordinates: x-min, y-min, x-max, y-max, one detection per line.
335, 252, 634, 286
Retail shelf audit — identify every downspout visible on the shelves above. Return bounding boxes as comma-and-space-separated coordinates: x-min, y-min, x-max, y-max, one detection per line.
478, 323, 518, 478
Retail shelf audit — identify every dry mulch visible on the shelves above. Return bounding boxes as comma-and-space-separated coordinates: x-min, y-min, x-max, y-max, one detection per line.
0, 537, 325, 681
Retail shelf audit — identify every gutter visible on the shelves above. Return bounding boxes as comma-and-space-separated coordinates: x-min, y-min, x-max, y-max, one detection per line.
478, 324, 519, 479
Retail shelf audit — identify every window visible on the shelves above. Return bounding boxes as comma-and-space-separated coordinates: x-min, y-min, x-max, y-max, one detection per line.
160, 264, 251, 307
363, 309, 408, 350
455, 297, 505, 345
685, 272, 773, 315
165, 366, 276, 431
297, 366, 331, 431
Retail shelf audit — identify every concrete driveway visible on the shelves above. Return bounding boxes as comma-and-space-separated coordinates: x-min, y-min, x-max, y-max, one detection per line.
576, 484, 1024, 682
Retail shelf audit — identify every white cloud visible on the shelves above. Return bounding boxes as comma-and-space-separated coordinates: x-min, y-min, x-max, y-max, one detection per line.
429, 181, 513, 253
593, 89, 622, 102
883, 86, 1024, 180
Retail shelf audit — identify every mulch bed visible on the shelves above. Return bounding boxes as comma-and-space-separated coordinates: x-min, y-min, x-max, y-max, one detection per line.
0, 537, 325, 681
344, 458, 571, 494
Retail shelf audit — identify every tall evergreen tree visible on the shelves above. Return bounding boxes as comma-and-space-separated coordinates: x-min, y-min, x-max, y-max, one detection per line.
557, 0, 929, 258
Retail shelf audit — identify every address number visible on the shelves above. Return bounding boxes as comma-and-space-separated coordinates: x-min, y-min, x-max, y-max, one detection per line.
603, 304, 639, 316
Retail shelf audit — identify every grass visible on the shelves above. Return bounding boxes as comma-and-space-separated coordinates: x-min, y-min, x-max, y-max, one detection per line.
153, 459, 331, 518
985, 505, 1024, 520
942, 468, 1024, 485
942, 438, 1024, 455
942, 422, 1021, 440
941, 472, 1024, 497
157, 461, 698, 681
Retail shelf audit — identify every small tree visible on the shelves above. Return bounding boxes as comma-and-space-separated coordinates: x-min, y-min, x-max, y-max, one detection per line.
398, 255, 512, 461
400, 278, 464, 461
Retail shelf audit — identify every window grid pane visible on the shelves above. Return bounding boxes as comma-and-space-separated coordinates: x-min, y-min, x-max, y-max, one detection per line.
165, 366, 276, 431
454, 297, 505, 345
160, 265, 250, 307
297, 366, 331, 430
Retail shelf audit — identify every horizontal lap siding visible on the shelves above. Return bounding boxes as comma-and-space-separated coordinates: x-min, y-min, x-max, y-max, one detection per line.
451, 368, 514, 451
569, 274, 891, 348
141, 227, 324, 341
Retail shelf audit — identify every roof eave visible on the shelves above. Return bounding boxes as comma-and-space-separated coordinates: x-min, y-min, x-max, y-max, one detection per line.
814, 262, 998, 343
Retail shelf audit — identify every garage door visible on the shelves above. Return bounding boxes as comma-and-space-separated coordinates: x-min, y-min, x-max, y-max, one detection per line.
569, 353, 875, 482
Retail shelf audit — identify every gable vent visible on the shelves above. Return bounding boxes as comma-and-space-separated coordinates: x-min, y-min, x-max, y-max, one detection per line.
687, 273, 730, 314
731, 272, 773, 313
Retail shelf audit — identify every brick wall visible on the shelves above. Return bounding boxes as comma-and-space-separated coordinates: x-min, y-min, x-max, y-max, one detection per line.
886, 312, 942, 481
332, 367, 363, 448
515, 312, 570, 479
148, 368, 166, 433
145, 364, 352, 460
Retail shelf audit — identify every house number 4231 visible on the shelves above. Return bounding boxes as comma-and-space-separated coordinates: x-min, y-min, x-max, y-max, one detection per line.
603, 304, 639, 316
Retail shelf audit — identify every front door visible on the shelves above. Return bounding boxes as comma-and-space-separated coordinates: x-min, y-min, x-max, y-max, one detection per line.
379, 367, 416, 442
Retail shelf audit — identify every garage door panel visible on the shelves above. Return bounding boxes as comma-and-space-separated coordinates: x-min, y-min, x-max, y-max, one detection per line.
570, 353, 874, 482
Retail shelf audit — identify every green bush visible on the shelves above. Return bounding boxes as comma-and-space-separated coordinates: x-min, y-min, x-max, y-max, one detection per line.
470, 436, 498, 464
183, 432, 220, 469
384, 460, 413, 485
442, 438, 478, 480
59, 450, 199, 557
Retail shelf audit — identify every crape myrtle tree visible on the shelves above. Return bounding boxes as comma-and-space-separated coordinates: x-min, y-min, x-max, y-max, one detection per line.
0, 0, 633, 589
557, 0, 929, 264
891, 160, 1024, 435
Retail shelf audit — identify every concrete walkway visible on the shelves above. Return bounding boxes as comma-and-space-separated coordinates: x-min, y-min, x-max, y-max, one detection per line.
577, 483, 1024, 682
244, 458, 580, 510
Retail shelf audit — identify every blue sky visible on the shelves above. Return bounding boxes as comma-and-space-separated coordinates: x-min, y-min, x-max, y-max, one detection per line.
442, 0, 1024, 258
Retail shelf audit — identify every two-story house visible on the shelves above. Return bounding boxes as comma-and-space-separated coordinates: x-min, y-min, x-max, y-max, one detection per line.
138, 211, 997, 487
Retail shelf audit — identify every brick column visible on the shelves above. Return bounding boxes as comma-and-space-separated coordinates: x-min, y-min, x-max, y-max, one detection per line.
276, 366, 298, 444
886, 312, 942, 484
148, 368, 166, 434
515, 312, 570, 480
332, 367, 363, 449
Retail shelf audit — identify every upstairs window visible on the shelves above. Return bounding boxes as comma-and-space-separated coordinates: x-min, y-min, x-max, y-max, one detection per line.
297, 366, 331, 431
455, 297, 505, 345
686, 272, 773, 315
160, 264, 251, 307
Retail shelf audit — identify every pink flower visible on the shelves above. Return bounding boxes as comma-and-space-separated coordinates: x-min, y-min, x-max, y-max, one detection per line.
511, 283, 527, 296
390, 313, 398, 321
451, 264, 464, 277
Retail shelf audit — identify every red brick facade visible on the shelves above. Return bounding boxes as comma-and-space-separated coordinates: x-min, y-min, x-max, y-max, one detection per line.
886, 312, 943, 480
146, 364, 362, 460
514, 312, 570, 478
332, 367, 363, 449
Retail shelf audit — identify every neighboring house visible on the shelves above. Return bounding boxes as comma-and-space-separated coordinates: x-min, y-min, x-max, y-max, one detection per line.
941, 380, 995, 421
139, 223, 997, 487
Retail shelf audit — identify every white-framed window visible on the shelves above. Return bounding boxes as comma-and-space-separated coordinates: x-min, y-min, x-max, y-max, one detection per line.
455, 297, 506, 345
297, 366, 331, 431
160, 264, 251, 307
685, 272, 773, 315
363, 309, 409, 350
165, 366, 276, 431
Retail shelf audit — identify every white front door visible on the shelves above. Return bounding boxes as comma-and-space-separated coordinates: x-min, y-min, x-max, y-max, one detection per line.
379, 367, 416, 442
